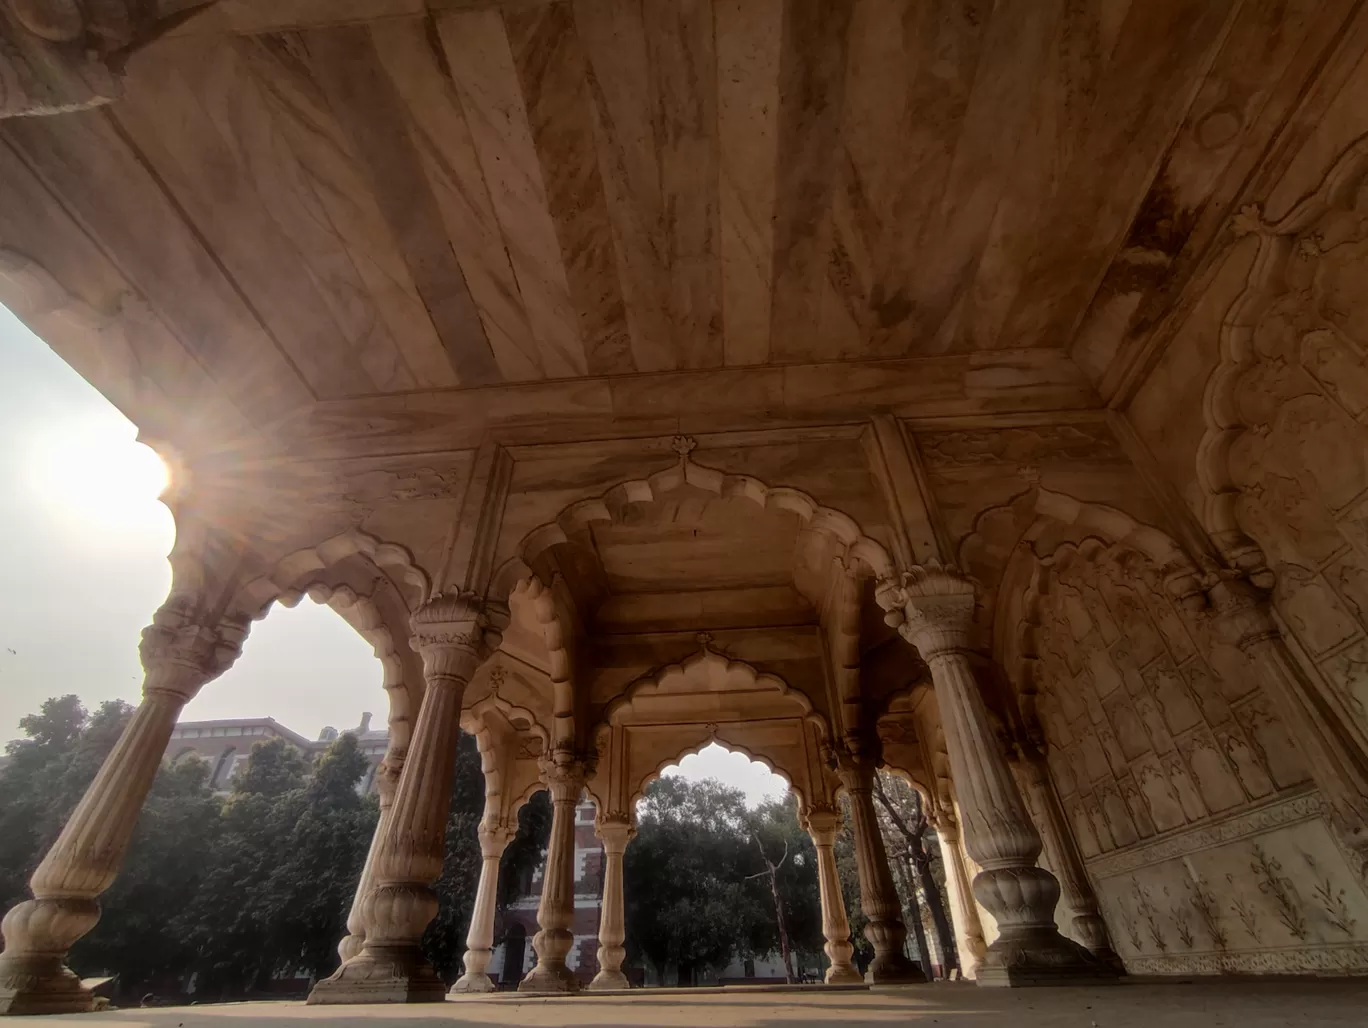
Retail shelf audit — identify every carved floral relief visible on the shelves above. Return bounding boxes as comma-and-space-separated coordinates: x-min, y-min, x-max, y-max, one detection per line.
1203, 138, 1368, 751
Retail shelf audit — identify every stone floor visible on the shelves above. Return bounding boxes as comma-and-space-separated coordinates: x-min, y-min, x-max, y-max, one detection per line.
18, 980, 1368, 1027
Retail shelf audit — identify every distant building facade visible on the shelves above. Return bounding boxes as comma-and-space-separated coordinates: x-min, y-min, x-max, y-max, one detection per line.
164, 712, 389, 795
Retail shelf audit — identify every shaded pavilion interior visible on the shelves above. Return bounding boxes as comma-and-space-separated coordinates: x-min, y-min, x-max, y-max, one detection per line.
4, 0, 1368, 1016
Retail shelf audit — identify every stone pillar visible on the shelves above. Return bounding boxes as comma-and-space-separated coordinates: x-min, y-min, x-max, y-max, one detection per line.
0, 604, 247, 1015
836, 752, 924, 984
451, 818, 516, 994
878, 566, 1109, 987
802, 807, 863, 985
932, 808, 987, 980
1209, 575, 1368, 859
588, 812, 634, 991
519, 761, 586, 993
1017, 749, 1123, 972
310, 594, 493, 1005
337, 759, 402, 963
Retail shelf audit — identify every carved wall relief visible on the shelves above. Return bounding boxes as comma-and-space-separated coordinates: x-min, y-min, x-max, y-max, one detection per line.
1034, 545, 1304, 855
1197, 137, 1368, 749
1028, 537, 1368, 974
1090, 796, 1368, 975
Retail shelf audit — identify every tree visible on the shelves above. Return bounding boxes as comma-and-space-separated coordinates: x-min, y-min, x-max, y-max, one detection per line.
625, 777, 769, 983
746, 795, 824, 980
621, 778, 823, 985
873, 771, 957, 976
72, 754, 223, 995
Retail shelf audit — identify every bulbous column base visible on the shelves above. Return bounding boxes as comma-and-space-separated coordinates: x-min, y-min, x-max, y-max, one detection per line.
971, 867, 1117, 988
825, 965, 866, 985
449, 969, 496, 994
1073, 913, 1126, 975
0, 897, 100, 1014
517, 966, 580, 993
587, 968, 630, 990
863, 920, 926, 984
518, 927, 579, 992
0, 956, 94, 1016
823, 937, 862, 985
306, 945, 446, 1005
975, 929, 1115, 988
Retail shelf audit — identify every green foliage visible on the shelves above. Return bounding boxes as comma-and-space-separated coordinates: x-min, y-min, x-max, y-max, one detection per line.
0, 696, 553, 1002
624, 777, 823, 983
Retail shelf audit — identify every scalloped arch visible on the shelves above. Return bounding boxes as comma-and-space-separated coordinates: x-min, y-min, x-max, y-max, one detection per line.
603, 643, 822, 731
1196, 134, 1368, 568
231, 529, 430, 618
518, 459, 895, 579
626, 733, 800, 813
990, 491, 1204, 684
277, 580, 417, 793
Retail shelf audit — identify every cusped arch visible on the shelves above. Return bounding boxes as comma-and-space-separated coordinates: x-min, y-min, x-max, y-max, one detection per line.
629, 735, 799, 813
592, 642, 834, 815
517, 458, 895, 580
1196, 134, 1368, 569
231, 529, 430, 618
463, 693, 552, 824
603, 642, 823, 732
991, 489, 1205, 680
276, 580, 422, 792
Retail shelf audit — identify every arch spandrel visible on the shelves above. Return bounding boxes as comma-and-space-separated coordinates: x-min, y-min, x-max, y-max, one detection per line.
462, 696, 549, 832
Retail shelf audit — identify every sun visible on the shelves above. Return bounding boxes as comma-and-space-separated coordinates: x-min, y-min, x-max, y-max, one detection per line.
26, 416, 171, 530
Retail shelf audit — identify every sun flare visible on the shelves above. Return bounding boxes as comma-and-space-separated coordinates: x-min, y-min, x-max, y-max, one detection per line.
27, 421, 170, 529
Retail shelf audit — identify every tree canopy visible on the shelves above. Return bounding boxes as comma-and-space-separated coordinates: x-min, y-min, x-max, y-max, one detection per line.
0, 695, 550, 1003
623, 776, 825, 984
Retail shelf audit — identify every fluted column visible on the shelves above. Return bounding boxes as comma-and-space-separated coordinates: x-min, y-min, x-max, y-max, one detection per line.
0, 604, 247, 1015
836, 752, 924, 983
310, 593, 494, 1005
1016, 749, 1123, 972
451, 818, 516, 993
878, 566, 1108, 987
337, 759, 402, 963
519, 761, 585, 992
803, 807, 862, 985
1209, 575, 1368, 859
588, 812, 633, 990
931, 808, 986, 979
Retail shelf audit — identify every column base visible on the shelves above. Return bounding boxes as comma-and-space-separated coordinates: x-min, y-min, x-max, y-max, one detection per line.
518, 963, 580, 993
588, 969, 630, 990
0, 958, 94, 1016
449, 971, 496, 994
865, 950, 926, 985
824, 965, 866, 985
307, 946, 447, 1005
974, 929, 1120, 988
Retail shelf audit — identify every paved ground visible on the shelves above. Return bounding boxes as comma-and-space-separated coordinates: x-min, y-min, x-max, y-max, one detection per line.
18, 980, 1368, 1027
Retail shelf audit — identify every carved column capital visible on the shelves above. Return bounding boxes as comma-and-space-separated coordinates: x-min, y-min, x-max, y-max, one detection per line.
1204, 573, 1280, 652
802, 805, 841, 845
409, 592, 497, 682
877, 564, 977, 661
539, 759, 587, 804
832, 745, 878, 795
594, 811, 635, 852
0, 0, 216, 118
138, 604, 248, 702
477, 817, 517, 859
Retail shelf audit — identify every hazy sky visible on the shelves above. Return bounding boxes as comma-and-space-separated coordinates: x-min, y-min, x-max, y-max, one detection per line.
0, 306, 786, 805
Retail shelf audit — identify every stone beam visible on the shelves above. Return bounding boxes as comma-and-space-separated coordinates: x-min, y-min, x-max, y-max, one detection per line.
264, 349, 1098, 461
